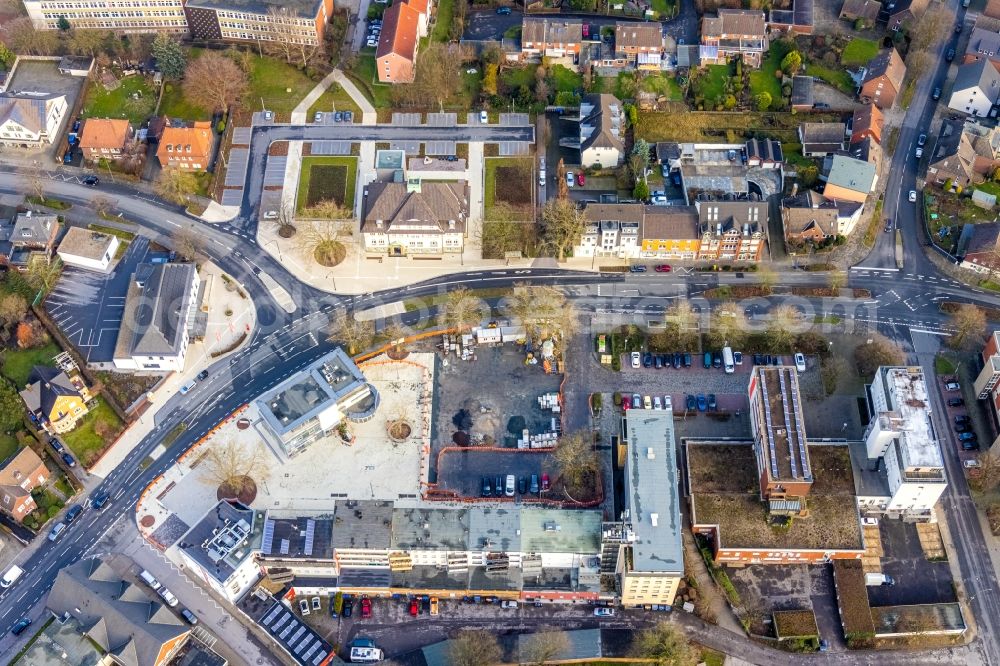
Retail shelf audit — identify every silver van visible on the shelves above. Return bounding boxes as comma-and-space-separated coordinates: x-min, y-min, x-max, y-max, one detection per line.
47, 522, 67, 542
138, 570, 162, 590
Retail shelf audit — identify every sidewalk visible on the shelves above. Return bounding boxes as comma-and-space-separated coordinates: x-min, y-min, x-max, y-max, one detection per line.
88, 261, 257, 478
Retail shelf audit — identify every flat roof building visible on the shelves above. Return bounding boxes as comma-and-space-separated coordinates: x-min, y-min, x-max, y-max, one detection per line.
863, 367, 947, 520
748, 366, 814, 499
177, 500, 264, 603
255, 348, 378, 458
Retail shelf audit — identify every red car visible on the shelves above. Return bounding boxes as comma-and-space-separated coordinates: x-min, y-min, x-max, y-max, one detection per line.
361, 597, 372, 619
577, 172, 585, 186
541, 473, 550, 491
654, 264, 672, 272
622, 398, 630, 411
409, 598, 419, 616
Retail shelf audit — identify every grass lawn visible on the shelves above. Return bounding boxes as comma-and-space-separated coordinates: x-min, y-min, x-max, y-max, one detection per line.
502, 64, 539, 90
82, 75, 156, 125
751, 46, 785, 103
346, 52, 395, 108
245, 55, 322, 116
805, 63, 856, 95
549, 64, 582, 93
2, 341, 60, 388
976, 181, 1000, 198
650, 0, 676, 16
431, 0, 455, 43
0, 433, 16, 463
640, 73, 684, 101
61, 396, 122, 467
296, 156, 358, 213
307, 83, 362, 119
158, 82, 210, 121
484, 157, 532, 215
935, 354, 959, 375
691, 64, 730, 105
842, 38, 879, 67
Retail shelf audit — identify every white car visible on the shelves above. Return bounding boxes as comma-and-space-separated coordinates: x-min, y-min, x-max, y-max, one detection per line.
653, 395, 662, 410
594, 607, 615, 617
299, 599, 310, 615
915, 147, 923, 158
650, 195, 668, 205
909, 190, 917, 203
566, 171, 575, 187
965, 459, 982, 469
480, 110, 489, 123
630, 351, 641, 369
466, 67, 478, 74
794, 353, 806, 372
313, 112, 322, 122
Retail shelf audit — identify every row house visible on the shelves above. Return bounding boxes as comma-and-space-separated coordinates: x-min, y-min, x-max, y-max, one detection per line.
859, 47, 906, 109
78, 118, 134, 162
700, 9, 768, 68
614, 22, 663, 69
696, 200, 767, 261
882, 0, 929, 32
521, 17, 583, 60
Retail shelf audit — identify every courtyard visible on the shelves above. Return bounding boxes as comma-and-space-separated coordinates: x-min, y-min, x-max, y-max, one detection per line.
296, 156, 358, 213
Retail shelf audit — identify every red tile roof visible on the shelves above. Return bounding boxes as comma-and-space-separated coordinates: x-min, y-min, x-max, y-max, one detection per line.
377, 1, 420, 62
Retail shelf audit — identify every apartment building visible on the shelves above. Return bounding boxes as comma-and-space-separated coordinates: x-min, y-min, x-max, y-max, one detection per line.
0, 91, 67, 148
24, 0, 332, 43
860, 367, 947, 520
748, 365, 814, 500
254, 347, 378, 458
695, 200, 767, 261
974, 331, 1000, 430
178, 500, 265, 602
573, 203, 701, 260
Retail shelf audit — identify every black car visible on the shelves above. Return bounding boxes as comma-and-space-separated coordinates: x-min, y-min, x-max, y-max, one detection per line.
82, 175, 99, 186
61, 452, 76, 467
683, 353, 692, 367
659, 354, 670, 368
180, 608, 199, 625
686, 394, 696, 411
946, 48, 956, 61
959, 432, 978, 442
518, 476, 527, 494
49, 438, 64, 453
494, 475, 503, 497
948, 397, 965, 407
772, 355, 780, 366
65, 504, 83, 522
11, 618, 31, 635
672, 352, 682, 369
196, 369, 209, 381
496, 5, 511, 13
707, 394, 717, 410
764, 354, 772, 365
753, 354, 763, 365
90, 491, 110, 510
643, 353, 653, 367
955, 414, 971, 424
343, 600, 353, 617
654, 354, 663, 369
962, 440, 980, 451
482, 477, 492, 497
932, 87, 942, 100
712, 352, 722, 368
955, 423, 972, 433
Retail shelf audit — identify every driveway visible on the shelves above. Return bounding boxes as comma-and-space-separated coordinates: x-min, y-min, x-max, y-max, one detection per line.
44, 235, 151, 365
464, 8, 523, 42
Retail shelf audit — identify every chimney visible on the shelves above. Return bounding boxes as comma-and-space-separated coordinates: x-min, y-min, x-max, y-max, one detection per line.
376, 219, 384, 229
791, 182, 799, 197
448, 219, 456, 230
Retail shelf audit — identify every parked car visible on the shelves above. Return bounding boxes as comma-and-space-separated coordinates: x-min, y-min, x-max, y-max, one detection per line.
630, 351, 641, 368
482, 477, 492, 497
594, 607, 615, 617
312, 597, 321, 611
299, 599, 310, 615
948, 397, 965, 407
697, 394, 707, 411
505, 474, 515, 497
712, 351, 722, 368
955, 414, 971, 424
794, 353, 806, 372
945, 381, 961, 391
496, 6, 511, 13
409, 598, 419, 616
686, 394, 696, 411
632, 394, 641, 409
684, 353, 692, 367
643, 352, 653, 367
654, 354, 663, 369
703, 352, 712, 369
61, 452, 76, 467
643, 395, 652, 410
707, 394, 717, 410
654, 264, 672, 272
361, 597, 372, 618
343, 600, 354, 617
629, 264, 647, 273
653, 395, 662, 410
530, 474, 539, 493
180, 609, 199, 625
49, 438, 64, 453
577, 172, 585, 186
566, 171, 575, 187
932, 87, 942, 100
962, 440, 980, 451
918, 133, 927, 147
344, 111, 353, 122
89, 491, 109, 511
313, 112, 323, 122
673, 352, 682, 369
541, 473, 550, 491
946, 48, 956, 61
494, 475, 504, 497
196, 369, 209, 381
965, 459, 982, 469
82, 175, 99, 186
733, 351, 743, 365
909, 190, 917, 203
480, 110, 489, 123
65, 504, 83, 523
430, 597, 439, 615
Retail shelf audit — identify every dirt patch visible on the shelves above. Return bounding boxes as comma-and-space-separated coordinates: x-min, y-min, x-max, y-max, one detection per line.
237, 418, 250, 430
268, 141, 288, 157
306, 165, 348, 207
314, 240, 346, 267
278, 225, 297, 238
388, 420, 412, 441
140, 515, 155, 528
217, 476, 257, 504
386, 347, 409, 360
496, 165, 532, 208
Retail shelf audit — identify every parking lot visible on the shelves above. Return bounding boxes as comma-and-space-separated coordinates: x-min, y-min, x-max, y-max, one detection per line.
45, 235, 150, 364
4, 60, 84, 162
429, 344, 563, 497
867, 520, 957, 608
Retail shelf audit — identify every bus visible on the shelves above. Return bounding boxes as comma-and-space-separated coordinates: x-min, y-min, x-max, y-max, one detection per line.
723, 347, 735, 374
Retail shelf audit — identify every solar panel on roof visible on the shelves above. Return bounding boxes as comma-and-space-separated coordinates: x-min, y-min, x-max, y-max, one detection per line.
288, 626, 307, 649
280, 538, 290, 555
304, 519, 315, 556
312, 651, 328, 665
261, 518, 275, 555
272, 613, 290, 631
262, 605, 282, 626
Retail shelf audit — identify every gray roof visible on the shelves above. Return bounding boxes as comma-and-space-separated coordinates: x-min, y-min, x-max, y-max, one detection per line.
15, 615, 105, 666
178, 500, 262, 586
468, 507, 521, 552
519, 508, 601, 553
697, 200, 767, 234
953, 59, 1000, 100
800, 122, 846, 150
260, 516, 334, 559
624, 411, 683, 574
361, 181, 469, 235
522, 17, 583, 46
390, 507, 470, 551
0, 91, 64, 134
579, 94, 624, 154
255, 347, 370, 439
184, 0, 325, 19
332, 500, 394, 550
115, 263, 197, 359
791, 76, 814, 107
10, 212, 57, 247
966, 26, 1000, 59
46, 559, 188, 666
58, 226, 117, 261
19, 366, 84, 417
823, 154, 877, 193
655, 141, 681, 163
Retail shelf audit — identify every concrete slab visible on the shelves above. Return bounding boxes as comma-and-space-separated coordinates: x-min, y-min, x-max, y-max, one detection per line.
309, 141, 353, 155
263, 156, 287, 186
499, 142, 530, 156
252, 111, 274, 125
221, 188, 244, 206
427, 113, 457, 127
225, 149, 249, 186
425, 141, 456, 156
232, 127, 252, 145
390, 141, 421, 154
500, 113, 530, 126
392, 112, 422, 125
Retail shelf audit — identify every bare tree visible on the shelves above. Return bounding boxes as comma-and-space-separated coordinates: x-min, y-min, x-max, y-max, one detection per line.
556, 158, 568, 199
1, 17, 60, 55
408, 43, 465, 109
26, 257, 62, 294
155, 168, 200, 206
260, 7, 325, 69
23, 166, 46, 204
736, 592, 768, 633
908, 3, 955, 53
91, 195, 115, 218
854, 333, 905, 377
181, 51, 249, 112
757, 264, 777, 294
541, 198, 586, 261
765, 305, 801, 352
631, 621, 697, 666
273, 205, 297, 238
972, 450, 1000, 493
200, 439, 271, 500
380, 321, 409, 354
503, 283, 576, 343
0, 294, 27, 330
441, 286, 488, 332
949, 303, 987, 350
664, 301, 701, 351
706, 301, 748, 350
171, 226, 205, 263
906, 50, 935, 79
522, 628, 570, 666
328, 313, 375, 355
295, 218, 352, 267
553, 431, 599, 499
448, 631, 502, 666
300, 198, 353, 221
828, 270, 847, 295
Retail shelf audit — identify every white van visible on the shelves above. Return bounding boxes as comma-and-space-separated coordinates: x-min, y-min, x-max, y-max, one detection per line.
505, 475, 515, 497
722, 347, 735, 374
157, 586, 179, 607
139, 570, 162, 590
1, 565, 24, 588
179, 380, 196, 395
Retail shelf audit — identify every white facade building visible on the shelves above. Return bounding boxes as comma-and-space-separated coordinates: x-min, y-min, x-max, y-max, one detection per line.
57, 227, 120, 272
176, 501, 263, 603
862, 366, 948, 519
23, 0, 188, 32
0, 91, 67, 147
